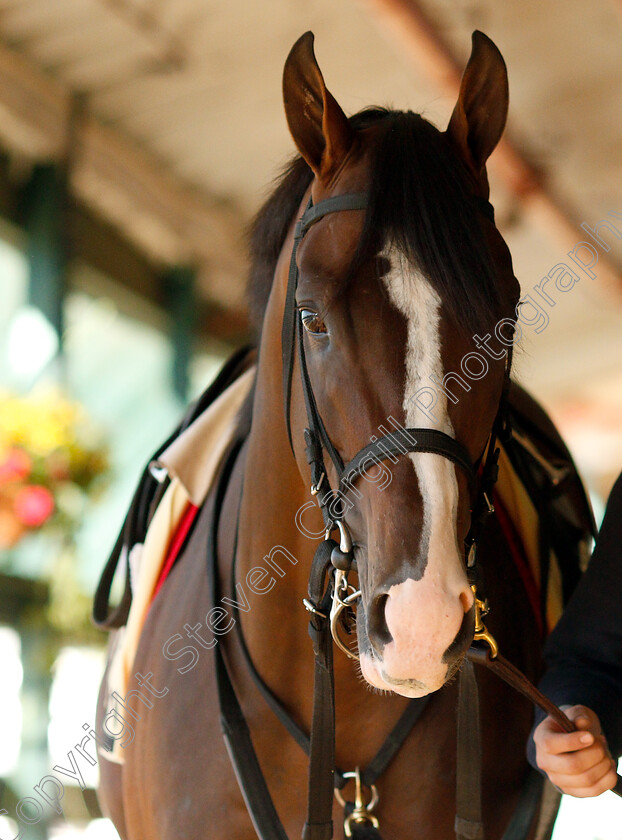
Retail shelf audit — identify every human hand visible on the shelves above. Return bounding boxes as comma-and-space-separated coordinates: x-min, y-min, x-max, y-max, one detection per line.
533, 705, 618, 797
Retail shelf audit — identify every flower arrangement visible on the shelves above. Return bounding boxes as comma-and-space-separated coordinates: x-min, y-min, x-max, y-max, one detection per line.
0, 388, 110, 549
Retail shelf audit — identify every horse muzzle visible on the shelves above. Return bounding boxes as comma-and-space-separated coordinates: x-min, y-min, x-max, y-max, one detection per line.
357, 578, 476, 697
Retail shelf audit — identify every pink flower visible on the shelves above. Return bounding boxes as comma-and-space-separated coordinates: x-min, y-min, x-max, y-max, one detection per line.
0, 448, 32, 483
14, 485, 55, 527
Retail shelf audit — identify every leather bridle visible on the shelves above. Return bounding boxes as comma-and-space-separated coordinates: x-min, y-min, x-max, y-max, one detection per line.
210, 190, 622, 840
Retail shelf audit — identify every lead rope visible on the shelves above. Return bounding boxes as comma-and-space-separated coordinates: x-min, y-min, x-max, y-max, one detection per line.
456, 371, 621, 840
468, 643, 622, 799
457, 615, 622, 840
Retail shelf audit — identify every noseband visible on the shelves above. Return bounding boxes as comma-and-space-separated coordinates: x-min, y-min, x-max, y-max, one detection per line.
281, 190, 507, 640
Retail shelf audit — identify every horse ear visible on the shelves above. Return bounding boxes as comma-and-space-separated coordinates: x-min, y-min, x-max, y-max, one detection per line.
283, 31, 353, 181
446, 31, 508, 181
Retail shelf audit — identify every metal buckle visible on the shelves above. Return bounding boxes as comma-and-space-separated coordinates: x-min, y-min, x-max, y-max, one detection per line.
467, 541, 477, 568
335, 768, 380, 837
310, 472, 325, 496
483, 492, 495, 515
148, 461, 168, 483
335, 519, 352, 554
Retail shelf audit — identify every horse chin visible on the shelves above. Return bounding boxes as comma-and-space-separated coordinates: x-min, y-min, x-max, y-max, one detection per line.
359, 651, 440, 698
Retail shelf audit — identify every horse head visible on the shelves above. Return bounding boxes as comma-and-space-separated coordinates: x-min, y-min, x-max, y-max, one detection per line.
274, 31, 520, 698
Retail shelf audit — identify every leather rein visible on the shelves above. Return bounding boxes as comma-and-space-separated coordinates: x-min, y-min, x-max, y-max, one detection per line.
211, 190, 622, 840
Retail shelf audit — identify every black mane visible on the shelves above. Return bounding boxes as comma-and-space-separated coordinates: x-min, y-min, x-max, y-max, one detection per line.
247, 108, 506, 339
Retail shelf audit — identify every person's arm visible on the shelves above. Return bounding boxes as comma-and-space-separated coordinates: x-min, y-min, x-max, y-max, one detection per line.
529, 473, 622, 795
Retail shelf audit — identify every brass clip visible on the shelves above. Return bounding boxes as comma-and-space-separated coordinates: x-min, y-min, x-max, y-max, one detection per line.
471, 584, 499, 659
335, 768, 380, 838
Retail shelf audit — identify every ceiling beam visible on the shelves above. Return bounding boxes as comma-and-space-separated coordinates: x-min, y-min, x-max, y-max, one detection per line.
68, 198, 249, 345
359, 0, 622, 299
0, 151, 248, 345
0, 40, 246, 310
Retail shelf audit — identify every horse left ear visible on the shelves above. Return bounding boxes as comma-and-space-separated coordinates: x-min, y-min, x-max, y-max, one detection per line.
446, 31, 508, 185
283, 31, 353, 182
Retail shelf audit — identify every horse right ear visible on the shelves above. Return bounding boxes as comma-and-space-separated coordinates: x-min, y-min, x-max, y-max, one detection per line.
446, 31, 509, 186
283, 31, 353, 182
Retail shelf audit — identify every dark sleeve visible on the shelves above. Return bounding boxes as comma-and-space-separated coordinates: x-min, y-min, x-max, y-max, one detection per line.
527, 472, 622, 767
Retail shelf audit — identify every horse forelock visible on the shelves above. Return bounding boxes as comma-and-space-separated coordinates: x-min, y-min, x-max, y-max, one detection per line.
247, 107, 511, 342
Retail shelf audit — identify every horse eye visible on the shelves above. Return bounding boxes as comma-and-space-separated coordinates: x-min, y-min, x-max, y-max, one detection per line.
300, 309, 328, 335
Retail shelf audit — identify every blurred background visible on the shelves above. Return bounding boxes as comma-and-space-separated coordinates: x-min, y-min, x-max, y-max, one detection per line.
0, 1, 621, 837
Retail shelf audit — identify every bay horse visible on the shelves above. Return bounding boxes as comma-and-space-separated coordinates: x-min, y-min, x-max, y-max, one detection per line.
94, 30, 593, 840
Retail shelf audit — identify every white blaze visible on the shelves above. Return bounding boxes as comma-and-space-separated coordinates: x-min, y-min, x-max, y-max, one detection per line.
359, 250, 472, 697
382, 249, 459, 560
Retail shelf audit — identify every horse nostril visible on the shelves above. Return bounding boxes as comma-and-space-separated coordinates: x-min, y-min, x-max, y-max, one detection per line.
367, 593, 393, 651
459, 586, 475, 613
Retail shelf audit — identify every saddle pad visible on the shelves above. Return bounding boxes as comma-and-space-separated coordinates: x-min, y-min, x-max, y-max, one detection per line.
101, 366, 255, 763
496, 445, 563, 634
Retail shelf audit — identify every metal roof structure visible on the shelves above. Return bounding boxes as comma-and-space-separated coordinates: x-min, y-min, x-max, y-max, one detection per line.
0, 0, 621, 493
